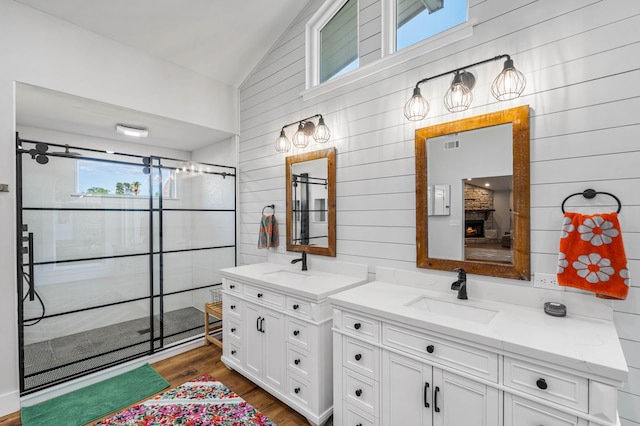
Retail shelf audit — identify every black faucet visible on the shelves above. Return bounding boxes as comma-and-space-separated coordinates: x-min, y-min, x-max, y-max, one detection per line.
291, 251, 307, 271
451, 268, 467, 300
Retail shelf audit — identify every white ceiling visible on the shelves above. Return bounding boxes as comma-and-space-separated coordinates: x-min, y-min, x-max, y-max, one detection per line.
14, 0, 310, 151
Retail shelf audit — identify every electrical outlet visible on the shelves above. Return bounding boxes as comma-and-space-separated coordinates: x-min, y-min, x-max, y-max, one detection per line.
533, 272, 564, 291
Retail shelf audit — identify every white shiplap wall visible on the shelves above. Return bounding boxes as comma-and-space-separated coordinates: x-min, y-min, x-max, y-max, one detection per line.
237, 0, 640, 423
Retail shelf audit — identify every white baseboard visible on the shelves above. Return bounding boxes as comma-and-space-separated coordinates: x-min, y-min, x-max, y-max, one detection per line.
0, 389, 21, 418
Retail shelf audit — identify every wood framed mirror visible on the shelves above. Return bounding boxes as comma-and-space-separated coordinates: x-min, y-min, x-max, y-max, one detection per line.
415, 106, 530, 280
286, 147, 336, 256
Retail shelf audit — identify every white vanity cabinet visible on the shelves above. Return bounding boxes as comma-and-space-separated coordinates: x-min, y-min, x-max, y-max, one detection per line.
330, 276, 628, 426
219, 261, 368, 426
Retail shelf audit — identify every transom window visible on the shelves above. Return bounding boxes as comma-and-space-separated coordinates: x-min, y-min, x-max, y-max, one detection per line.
396, 0, 467, 51
320, 0, 359, 83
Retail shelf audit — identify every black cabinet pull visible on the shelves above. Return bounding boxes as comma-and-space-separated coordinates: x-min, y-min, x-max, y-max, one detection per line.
356, 424, 362, 426
355, 389, 362, 397
294, 387, 301, 394
294, 358, 301, 365
230, 327, 236, 333
426, 345, 434, 353
293, 330, 300, 336
293, 304, 299, 310
230, 284, 235, 289
256, 316, 261, 332
434, 386, 440, 412
354, 322, 361, 330
260, 317, 265, 333
354, 354, 362, 361
231, 350, 236, 355
257, 293, 263, 298
424, 382, 430, 408
230, 305, 236, 310
536, 378, 548, 390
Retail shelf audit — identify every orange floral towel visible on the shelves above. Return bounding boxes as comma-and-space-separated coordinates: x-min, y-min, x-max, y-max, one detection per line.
258, 214, 279, 249
557, 212, 630, 300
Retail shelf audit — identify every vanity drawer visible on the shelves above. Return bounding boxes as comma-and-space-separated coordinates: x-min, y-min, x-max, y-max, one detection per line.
287, 374, 310, 409
344, 336, 379, 379
382, 323, 498, 382
504, 394, 580, 426
287, 344, 310, 379
287, 318, 310, 350
224, 295, 242, 319
226, 340, 241, 364
343, 368, 379, 416
342, 311, 380, 342
222, 278, 243, 294
344, 402, 377, 426
504, 357, 588, 412
286, 296, 312, 319
245, 285, 284, 309
226, 318, 242, 341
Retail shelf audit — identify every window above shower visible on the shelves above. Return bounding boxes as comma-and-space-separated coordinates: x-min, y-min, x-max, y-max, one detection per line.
77, 160, 177, 199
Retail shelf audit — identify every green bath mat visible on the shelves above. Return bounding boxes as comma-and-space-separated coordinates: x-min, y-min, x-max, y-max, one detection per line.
21, 363, 170, 426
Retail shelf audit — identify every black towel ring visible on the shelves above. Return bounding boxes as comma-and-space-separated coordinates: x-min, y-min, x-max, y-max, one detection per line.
561, 189, 622, 214
262, 204, 275, 215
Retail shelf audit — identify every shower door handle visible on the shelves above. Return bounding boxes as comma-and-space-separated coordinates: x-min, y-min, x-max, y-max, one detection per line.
27, 232, 35, 301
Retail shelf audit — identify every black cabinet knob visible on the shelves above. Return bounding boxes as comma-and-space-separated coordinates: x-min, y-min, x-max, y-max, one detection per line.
230, 305, 236, 310
354, 354, 362, 361
230, 328, 236, 333
257, 293, 263, 298
426, 345, 435, 353
355, 389, 362, 397
230, 284, 235, 289
536, 378, 548, 390
294, 387, 301, 394
231, 350, 236, 355
293, 304, 299, 310
293, 330, 300, 336
354, 323, 361, 330
294, 358, 301, 365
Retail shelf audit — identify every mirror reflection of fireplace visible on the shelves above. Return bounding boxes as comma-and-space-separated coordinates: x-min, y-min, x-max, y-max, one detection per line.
465, 220, 484, 238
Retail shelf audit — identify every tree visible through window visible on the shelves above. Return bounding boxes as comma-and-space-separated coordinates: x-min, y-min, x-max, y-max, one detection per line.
77, 160, 175, 198
320, 0, 358, 83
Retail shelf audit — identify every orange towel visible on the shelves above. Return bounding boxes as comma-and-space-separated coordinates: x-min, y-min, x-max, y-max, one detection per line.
556, 212, 630, 300
258, 214, 279, 249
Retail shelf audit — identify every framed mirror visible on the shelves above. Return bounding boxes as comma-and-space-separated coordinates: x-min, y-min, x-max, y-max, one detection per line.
415, 106, 530, 280
286, 147, 336, 256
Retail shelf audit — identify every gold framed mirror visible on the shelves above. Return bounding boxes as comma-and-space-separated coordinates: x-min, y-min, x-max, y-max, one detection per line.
286, 147, 336, 256
415, 106, 530, 280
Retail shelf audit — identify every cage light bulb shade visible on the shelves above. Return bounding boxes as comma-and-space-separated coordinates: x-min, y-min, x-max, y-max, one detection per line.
491, 58, 526, 101
292, 123, 309, 148
404, 87, 430, 121
444, 73, 473, 112
274, 130, 291, 153
313, 117, 331, 143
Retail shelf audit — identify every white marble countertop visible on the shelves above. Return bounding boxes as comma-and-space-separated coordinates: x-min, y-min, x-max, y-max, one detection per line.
220, 262, 368, 301
329, 280, 628, 383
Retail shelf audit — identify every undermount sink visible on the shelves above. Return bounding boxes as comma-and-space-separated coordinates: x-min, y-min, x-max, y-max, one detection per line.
263, 270, 309, 280
406, 296, 498, 324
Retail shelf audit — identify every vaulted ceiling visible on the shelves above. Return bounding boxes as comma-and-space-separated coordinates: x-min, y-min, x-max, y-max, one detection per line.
14, 0, 311, 151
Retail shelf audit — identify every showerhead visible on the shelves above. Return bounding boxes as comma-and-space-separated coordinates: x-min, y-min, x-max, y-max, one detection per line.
50, 144, 81, 157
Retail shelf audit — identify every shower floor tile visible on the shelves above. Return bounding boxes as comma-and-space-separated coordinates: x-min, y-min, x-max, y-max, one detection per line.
22, 306, 211, 393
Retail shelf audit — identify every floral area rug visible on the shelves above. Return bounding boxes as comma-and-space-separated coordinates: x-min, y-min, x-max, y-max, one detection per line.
95, 374, 276, 425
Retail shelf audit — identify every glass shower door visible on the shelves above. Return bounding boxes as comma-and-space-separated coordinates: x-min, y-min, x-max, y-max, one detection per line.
17, 140, 155, 393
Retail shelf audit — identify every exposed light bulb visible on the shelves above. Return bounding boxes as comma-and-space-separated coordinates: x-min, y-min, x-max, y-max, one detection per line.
274, 129, 291, 153
491, 58, 526, 101
403, 87, 430, 121
444, 72, 473, 112
313, 116, 331, 143
292, 123, 309, 148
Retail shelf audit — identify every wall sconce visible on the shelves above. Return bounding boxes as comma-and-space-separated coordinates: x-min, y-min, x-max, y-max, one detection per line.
274, 114, 331, 153
404, 54, 526, 121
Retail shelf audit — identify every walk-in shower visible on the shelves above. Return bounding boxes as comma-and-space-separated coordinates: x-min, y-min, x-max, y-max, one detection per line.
16, 135, 236, 394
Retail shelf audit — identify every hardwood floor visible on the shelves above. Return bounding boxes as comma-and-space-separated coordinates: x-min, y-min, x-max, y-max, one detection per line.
0, 344, 312, 425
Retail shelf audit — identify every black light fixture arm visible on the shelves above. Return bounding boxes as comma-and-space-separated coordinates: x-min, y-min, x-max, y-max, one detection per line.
280, 114, 324, 132
413, 54, 511, 89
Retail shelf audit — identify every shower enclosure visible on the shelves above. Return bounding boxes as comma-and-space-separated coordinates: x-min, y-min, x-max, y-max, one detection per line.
16, 135, 236, 394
